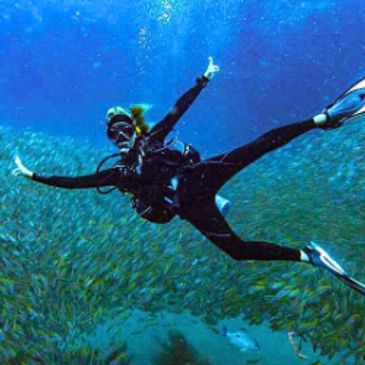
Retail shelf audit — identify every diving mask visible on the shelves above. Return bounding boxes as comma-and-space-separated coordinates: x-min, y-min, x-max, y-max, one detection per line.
108, 115, 136, 152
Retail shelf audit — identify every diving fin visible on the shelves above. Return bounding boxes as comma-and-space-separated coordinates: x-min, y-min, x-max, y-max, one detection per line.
304, 241, 365, 296
322, 76, 365, 128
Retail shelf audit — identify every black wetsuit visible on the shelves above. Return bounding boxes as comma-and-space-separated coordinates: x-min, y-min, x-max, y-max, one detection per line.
33, 75, 318, 262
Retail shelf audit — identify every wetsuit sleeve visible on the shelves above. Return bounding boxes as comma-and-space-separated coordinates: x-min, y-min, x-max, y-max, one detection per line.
32, 168, 118, 189
149, 75, 209, 141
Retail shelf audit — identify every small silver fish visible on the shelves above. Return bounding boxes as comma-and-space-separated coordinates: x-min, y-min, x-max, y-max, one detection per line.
222, 325, 261, 352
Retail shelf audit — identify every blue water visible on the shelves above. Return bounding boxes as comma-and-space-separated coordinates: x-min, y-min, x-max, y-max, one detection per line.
2, 1, 365, 154
2, 1, 365, 364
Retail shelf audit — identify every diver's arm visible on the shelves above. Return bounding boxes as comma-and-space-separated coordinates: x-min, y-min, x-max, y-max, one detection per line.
150, 77, 209, 139
32, 169, 117, 189
13, 156, 118, 189
150, 57, 219, 140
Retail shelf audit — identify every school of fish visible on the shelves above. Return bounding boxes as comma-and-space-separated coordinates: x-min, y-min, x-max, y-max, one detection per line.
0, 115, 365, 364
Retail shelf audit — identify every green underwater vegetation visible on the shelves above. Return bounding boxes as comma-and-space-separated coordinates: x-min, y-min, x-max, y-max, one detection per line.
0, 116, 364, 364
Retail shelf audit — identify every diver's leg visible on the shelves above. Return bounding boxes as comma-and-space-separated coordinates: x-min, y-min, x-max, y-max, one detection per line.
185, 199, 365, 293
205, 75, 365, 190
196, 223, 300, 261
204, 118, 317, 191
180, 196, 301, 262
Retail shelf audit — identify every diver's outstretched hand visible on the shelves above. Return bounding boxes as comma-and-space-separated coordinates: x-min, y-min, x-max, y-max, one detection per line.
12, 156, 34, 179
204, 56, 220, 80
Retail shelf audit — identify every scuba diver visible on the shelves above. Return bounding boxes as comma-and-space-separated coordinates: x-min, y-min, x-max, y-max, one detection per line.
13, 57, 365, 295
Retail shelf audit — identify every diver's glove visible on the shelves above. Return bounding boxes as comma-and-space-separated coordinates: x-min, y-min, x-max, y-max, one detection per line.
314, 76, 365, 130
204, 56, 220, 80
12, 156, 34, 179
303, 241, 365, 296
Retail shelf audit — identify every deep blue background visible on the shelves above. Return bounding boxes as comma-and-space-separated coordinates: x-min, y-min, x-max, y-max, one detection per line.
1, 0, 365, 157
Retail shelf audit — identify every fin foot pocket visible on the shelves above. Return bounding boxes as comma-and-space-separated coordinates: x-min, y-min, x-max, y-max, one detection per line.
322, 76, 365, 129
304, 241, 365, 296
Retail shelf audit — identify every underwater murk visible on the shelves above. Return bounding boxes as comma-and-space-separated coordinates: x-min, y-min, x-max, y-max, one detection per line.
1, 1, 365, 365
